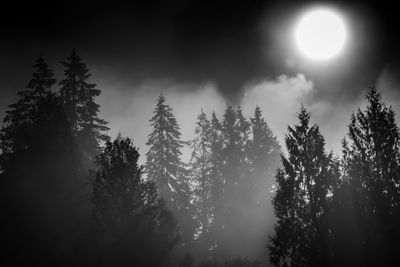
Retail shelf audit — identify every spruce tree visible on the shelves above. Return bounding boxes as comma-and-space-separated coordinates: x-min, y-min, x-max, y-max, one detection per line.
221, 103, 240, 199
145, 94, 196, 250
215, 103, 240, 256
236, 106, 252, 195
240, 106, 280, 260
269, 107, 339, 267
208, 111, 224, 256
333, 85, 400, 265
249, 106, 280, 196
189, 110, 213, 256
1, 56, 56, 169
90, 138, 179, 266
0, 93, 87, 265
59, 50, 109, 163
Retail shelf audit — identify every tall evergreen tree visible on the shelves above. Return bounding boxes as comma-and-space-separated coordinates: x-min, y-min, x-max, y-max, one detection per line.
189, 110, 213, 257
249, 106, 280, 196
236, 106, 252, 196
269, 107, 339, 267
0, 93, 88, 266
238, 106, 281, 260
59, 50, 109, 163
208, 111, 224, 256
207, 105, 281, 261
145, 94, 196, 250
89, 138, 179, 266
331, 85, 400, 266
0, 56, 56, 169
215, 103, 241, 257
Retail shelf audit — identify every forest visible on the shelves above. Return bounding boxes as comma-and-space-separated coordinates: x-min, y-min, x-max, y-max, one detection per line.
1, 51, 399, 267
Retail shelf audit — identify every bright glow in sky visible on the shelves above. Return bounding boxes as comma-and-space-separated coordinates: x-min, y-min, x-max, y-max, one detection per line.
296, 8, 346, 60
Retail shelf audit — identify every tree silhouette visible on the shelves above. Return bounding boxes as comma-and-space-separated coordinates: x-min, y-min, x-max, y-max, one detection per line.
208, 111, 224, 257
249, 106, 280, 198
189, 110, 214, 258
0, 56, 56, 169
331, 85, 400, 266
88, 137, 179, 266
59, 50, 109, 166
242, 106, 280, 260
145, 94, 196, 253
269, 107, 339, 267
216, 103, 242, 257
0, 93, 88, 266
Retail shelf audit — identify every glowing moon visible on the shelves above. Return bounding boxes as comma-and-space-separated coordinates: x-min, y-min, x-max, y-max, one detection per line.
295, 9, 346, 60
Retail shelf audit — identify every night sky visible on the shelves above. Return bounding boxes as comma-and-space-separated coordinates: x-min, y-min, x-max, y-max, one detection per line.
1, 0, 400, 157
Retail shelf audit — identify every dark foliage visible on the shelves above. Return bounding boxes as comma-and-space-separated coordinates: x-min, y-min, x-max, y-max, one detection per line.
198, 258, 261, 267
0, 94, 88, 266
86, 137, 179, 266
189, 104, 281, 262
330, 85, 400, 266
145, 94, 197, 253
269, 106, 339, 267
0, 56, 56, 170
4, 54, 400, 267
59, 50, 109, 167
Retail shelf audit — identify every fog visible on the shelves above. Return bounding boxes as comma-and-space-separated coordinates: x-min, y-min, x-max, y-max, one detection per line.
95, 70, 394, 162
2, 1, 400, 265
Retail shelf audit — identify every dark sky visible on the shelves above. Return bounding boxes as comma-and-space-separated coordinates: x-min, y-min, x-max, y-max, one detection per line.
1, 0, 400, 155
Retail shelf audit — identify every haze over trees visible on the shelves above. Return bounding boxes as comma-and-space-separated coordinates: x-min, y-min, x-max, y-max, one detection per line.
1, 54, 400, 267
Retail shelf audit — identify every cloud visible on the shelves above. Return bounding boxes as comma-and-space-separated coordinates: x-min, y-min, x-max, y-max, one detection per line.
97, 74, 318, 162
377, 65, 400, 118
96, 78, 226, 164
239, 73, 368, 156
239, 74, 314, 152
95, 71, 387, 164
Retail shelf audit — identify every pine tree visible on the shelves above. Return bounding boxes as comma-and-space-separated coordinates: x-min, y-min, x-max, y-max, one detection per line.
269, 107, 339, 267
207, 105, 282, 261
214, 103, 240, 256
0, 93, 88, 265
334, 85, 400, 265
1, 56, 56, 169
59, 50, 109, 163
90, 137, 179, 266
189, 110, 213, 257
236, 106, 252, 194
208, 111, 224, 256
145, 94, 196, 249
221, 103, 240, 198
249, 106, 280, 196
239, 106, 281, 260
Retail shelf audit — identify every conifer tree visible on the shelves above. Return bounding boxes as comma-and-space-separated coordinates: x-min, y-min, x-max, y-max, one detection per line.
269, 107, 339, 267
0, 56, 56, 169
236, 106, 252, 193
221, 103, 240, 198
333, 85, 400, 265
249, 106, 280, 196
208, 111, 224, 255
189, 110, 213, 255
145, 94, 196, 249
90, 138, 179, 266
239, 106, 280, 260
0, 93, 87, 265
59, 50, 109, 162
215, 103, 240, 256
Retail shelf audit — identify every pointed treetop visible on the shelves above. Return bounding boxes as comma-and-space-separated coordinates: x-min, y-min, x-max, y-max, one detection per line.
298, 104, 311, 126
25, 55, 56, 96
366, 83, 381, 103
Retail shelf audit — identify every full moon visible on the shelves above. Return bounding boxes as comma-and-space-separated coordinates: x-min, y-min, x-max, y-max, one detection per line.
295, 8, 346, 60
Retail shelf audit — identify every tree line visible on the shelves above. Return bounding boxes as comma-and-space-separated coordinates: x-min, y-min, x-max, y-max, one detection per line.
269, 87, 400, 267
1, 52, 399, 267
